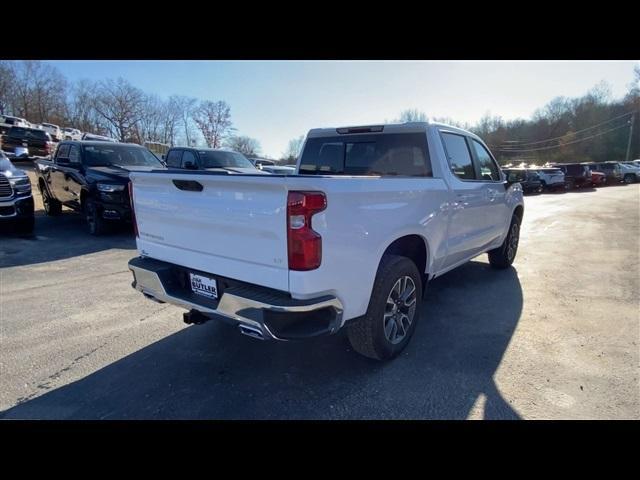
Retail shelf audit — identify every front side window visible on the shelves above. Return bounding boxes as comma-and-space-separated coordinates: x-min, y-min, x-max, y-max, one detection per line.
82, 145, 164, 168
69, 145, 80, 164
198, 150, 254, 169
441, 132, 475, 180
471, 139, 501, 181
181, 150, 198, 168
299, 132, 431, 176
165, 150, 182, 168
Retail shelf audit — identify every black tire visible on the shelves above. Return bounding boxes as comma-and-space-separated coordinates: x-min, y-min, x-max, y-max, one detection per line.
85, 200, 109, 236
346, 255, 422, 361
15, 216, 35, 234
623, 174, 635, 184
488, 213, 521, 269
565, 179, 575, 190
41, 185, 62, 216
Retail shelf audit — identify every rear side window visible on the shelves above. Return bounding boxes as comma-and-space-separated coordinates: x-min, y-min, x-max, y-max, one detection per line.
166, 149, 182, 168
441, 132, 475, 180
299, 132, 431, 177
56, 144, 70, 161
470, 139, 501, 181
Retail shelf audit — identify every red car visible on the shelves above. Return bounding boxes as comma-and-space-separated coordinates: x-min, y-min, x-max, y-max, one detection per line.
590, 170, 606, 187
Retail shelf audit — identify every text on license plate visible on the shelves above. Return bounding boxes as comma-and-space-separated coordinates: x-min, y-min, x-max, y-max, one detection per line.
189, 273, 218, 299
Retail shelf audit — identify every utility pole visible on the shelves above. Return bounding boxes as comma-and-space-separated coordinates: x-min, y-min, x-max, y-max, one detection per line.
626, 112, 636, 162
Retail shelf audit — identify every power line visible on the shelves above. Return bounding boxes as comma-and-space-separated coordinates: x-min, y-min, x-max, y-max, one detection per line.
497, 123, 630, 153
498, 111, 634, 148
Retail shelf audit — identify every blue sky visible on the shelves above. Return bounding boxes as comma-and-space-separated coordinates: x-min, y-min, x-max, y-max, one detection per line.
48, 61, 638, 158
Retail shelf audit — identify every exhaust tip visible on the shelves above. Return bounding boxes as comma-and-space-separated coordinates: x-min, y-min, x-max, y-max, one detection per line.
239, 324, 265, 340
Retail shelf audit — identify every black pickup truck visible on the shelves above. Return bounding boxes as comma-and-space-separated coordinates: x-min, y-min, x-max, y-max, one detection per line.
1, 126, 54, 159
35, 140, 165, 235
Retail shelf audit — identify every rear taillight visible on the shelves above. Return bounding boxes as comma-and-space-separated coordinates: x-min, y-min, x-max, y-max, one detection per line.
128, 181, 138, 238
287, 191, 326, 271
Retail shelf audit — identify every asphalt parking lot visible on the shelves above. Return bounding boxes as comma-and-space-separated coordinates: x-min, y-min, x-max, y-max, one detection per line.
0, 169, 638, 419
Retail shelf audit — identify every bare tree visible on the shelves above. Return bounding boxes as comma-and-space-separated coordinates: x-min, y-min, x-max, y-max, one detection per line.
225, 135, 261, 156
397, 109, 428, 122
136, 94, 166, 144
2, 61, 68, 124
192, 100, 234, 148
0, 61, 15, 115
169, 95, 198, 146
66, 79, 104, 133
93, 78, 145, 142
282, 135, 305, 163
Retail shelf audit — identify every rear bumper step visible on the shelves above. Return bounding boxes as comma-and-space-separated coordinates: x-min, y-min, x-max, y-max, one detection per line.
128, 256, 344, 341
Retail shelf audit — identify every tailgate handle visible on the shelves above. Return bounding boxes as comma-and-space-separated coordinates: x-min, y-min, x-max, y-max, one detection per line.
172, 179, 203, 192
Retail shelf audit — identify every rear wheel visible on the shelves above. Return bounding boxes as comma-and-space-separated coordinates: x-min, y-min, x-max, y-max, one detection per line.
624, 174, 635, 184
565, 179, 575, 190
347, 255, 422, 361
488, 213, 521, 269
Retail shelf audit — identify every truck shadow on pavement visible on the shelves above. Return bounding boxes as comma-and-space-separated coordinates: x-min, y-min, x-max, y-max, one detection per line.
0, 211, 135, 268
1, 260, 522, 420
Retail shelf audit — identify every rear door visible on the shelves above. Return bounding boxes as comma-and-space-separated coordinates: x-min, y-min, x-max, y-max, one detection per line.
468, 138, 508, 242
63, 145, 84, 209
439, 131, 493, 267
51, 144, 71, 201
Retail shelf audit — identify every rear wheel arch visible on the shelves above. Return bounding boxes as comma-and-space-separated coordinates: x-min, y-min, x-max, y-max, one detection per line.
513, 204, 524, 222
378, 234, 429, 293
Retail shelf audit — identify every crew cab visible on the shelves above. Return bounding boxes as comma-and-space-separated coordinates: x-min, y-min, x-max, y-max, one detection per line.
551, 163, 592, 189
40, 123, 63, 142
0, 151, 34, 233
1, 126, 54, 159
127, 122, 524, 361
35, 141, 165, 235
502, 168, 543, 194
530, 167, 565, 191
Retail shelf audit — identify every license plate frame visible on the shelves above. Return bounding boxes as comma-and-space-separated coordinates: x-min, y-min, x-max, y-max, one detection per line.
189, 272, 218, 300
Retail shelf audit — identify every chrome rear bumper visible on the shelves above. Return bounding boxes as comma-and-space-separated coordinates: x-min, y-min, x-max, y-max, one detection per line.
128, 256, 344, 341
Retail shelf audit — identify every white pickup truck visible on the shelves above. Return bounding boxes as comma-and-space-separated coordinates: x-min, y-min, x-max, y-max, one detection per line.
128, 122, 524, 360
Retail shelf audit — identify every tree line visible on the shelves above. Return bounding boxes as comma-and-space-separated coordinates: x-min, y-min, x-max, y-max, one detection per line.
1, 61, 638, 164
396, 68, 639, 165
0, 61, 264, 158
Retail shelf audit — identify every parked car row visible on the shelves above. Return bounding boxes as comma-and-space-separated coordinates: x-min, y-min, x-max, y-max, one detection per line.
500, 160, 640, 195
1, 114, 119, 161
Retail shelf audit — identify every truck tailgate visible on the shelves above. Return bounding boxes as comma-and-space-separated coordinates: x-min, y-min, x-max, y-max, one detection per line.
130, 172, 290, 291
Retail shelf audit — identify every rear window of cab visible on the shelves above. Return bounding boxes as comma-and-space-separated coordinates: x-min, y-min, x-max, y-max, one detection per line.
299, 132, 432, 177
